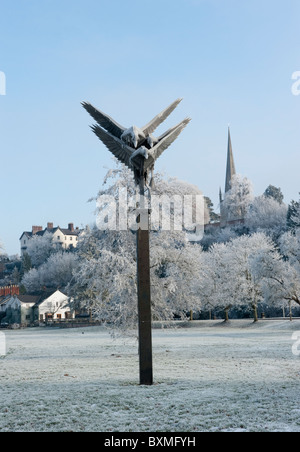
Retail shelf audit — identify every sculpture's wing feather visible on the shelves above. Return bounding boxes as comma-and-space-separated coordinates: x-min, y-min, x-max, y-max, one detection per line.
91, 125, 135, 169
157, 118, 191, 142
145, 118, 191, 169
141, 98, 183, 136
82, 102, 125, 138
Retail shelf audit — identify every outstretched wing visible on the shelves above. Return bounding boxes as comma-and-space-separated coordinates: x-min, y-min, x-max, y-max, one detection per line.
91, 125, 136, 169
82, 102, 125, 138
145, 118, 191, 169
141, 98, 183, 136
156, 118, 191, 142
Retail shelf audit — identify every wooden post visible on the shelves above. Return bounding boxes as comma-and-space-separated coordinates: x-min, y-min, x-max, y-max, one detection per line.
136, 177, 153, 385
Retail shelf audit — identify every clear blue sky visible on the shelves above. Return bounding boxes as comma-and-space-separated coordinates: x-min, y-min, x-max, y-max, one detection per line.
0, 0, 299, 255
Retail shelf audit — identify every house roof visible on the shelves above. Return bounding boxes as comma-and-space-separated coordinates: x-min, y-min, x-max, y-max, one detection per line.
20, 226, 81, 241
0, 295, 11, 306
33, 289, 69, 307
15, 295, 42, 304
19, 231, 33, 240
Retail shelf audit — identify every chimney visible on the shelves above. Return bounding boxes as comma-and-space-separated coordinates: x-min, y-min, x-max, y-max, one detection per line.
68, 223, 74, 232
47, 222, 54, 230
32, 225, 43, 235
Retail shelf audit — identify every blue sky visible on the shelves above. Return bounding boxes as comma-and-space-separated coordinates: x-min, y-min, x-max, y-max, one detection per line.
0, 0, 299, 255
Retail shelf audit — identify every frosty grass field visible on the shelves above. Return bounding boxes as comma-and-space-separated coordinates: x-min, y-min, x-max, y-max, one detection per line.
0, 320, 300, 432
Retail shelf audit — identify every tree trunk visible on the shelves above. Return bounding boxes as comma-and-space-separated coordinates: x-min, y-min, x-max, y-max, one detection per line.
224, 307, 229, 322
252, 303, 258, 322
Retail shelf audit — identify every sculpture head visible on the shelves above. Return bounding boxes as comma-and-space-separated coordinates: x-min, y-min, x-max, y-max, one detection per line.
139, 146, 149, 160
121, 125, 146, 149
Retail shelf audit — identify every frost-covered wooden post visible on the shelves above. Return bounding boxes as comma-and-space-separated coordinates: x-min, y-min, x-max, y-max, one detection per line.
82, 99, 190, 385
136, 175, 153, 385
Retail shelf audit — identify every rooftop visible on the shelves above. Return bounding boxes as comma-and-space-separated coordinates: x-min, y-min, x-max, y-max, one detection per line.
20, 223, 81, 240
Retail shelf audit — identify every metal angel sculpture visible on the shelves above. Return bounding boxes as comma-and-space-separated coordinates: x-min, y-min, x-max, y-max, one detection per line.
82, 98, 191, 192
82, 98, 191, 385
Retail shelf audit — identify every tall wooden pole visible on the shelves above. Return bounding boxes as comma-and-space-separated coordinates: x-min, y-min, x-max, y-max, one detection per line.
136, 176, 153, 385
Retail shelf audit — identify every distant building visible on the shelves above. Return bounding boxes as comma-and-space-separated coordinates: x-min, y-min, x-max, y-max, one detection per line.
20, 222, 81, 256
0, 290, 74, 326
0, 285, 19, 297
0, 295, 11, 315
205, 128, 245, 231
34, 290, 75, 323
2, 294, 41, 325
219, 127, 237, 226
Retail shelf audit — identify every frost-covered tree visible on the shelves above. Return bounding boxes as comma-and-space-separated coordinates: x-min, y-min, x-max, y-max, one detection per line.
69, 162, 203, 333
264, 185, 284, 204
21, 252, 32, 274
70, 227, 202, 333
25, 232, 57, 267
12, 266, 21, 284
279, 230, 300, 266
227, 233, 278, 321
200, 224, 240, 251
94, 161, 207, 237
222, 174, 254, 221
200, 242, 237, 321
22, 252, 79, 293
251, 242, 300, 312
245, 195, 287, 236
287, 197, 300, 231
204, 196, 220, 223
200, 233, 277, 321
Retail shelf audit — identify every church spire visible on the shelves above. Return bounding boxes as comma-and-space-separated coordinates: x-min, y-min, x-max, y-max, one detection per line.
225, 126, 236, 193
219, 186, 223, 203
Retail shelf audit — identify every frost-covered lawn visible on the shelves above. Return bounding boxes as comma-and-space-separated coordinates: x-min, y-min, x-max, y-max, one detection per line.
0, 320, 300, 432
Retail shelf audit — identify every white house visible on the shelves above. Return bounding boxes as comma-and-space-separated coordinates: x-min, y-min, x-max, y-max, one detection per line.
2, 294, 41, 325
0, 295, 11, 314
35, 290, 75, 323
20, 222, 81, 256
0, 290, 74, 326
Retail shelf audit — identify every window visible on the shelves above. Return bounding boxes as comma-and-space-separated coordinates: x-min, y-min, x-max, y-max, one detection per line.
70, 237, 73, 241
57, 236, 60, 240
56, 314, 62, 320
